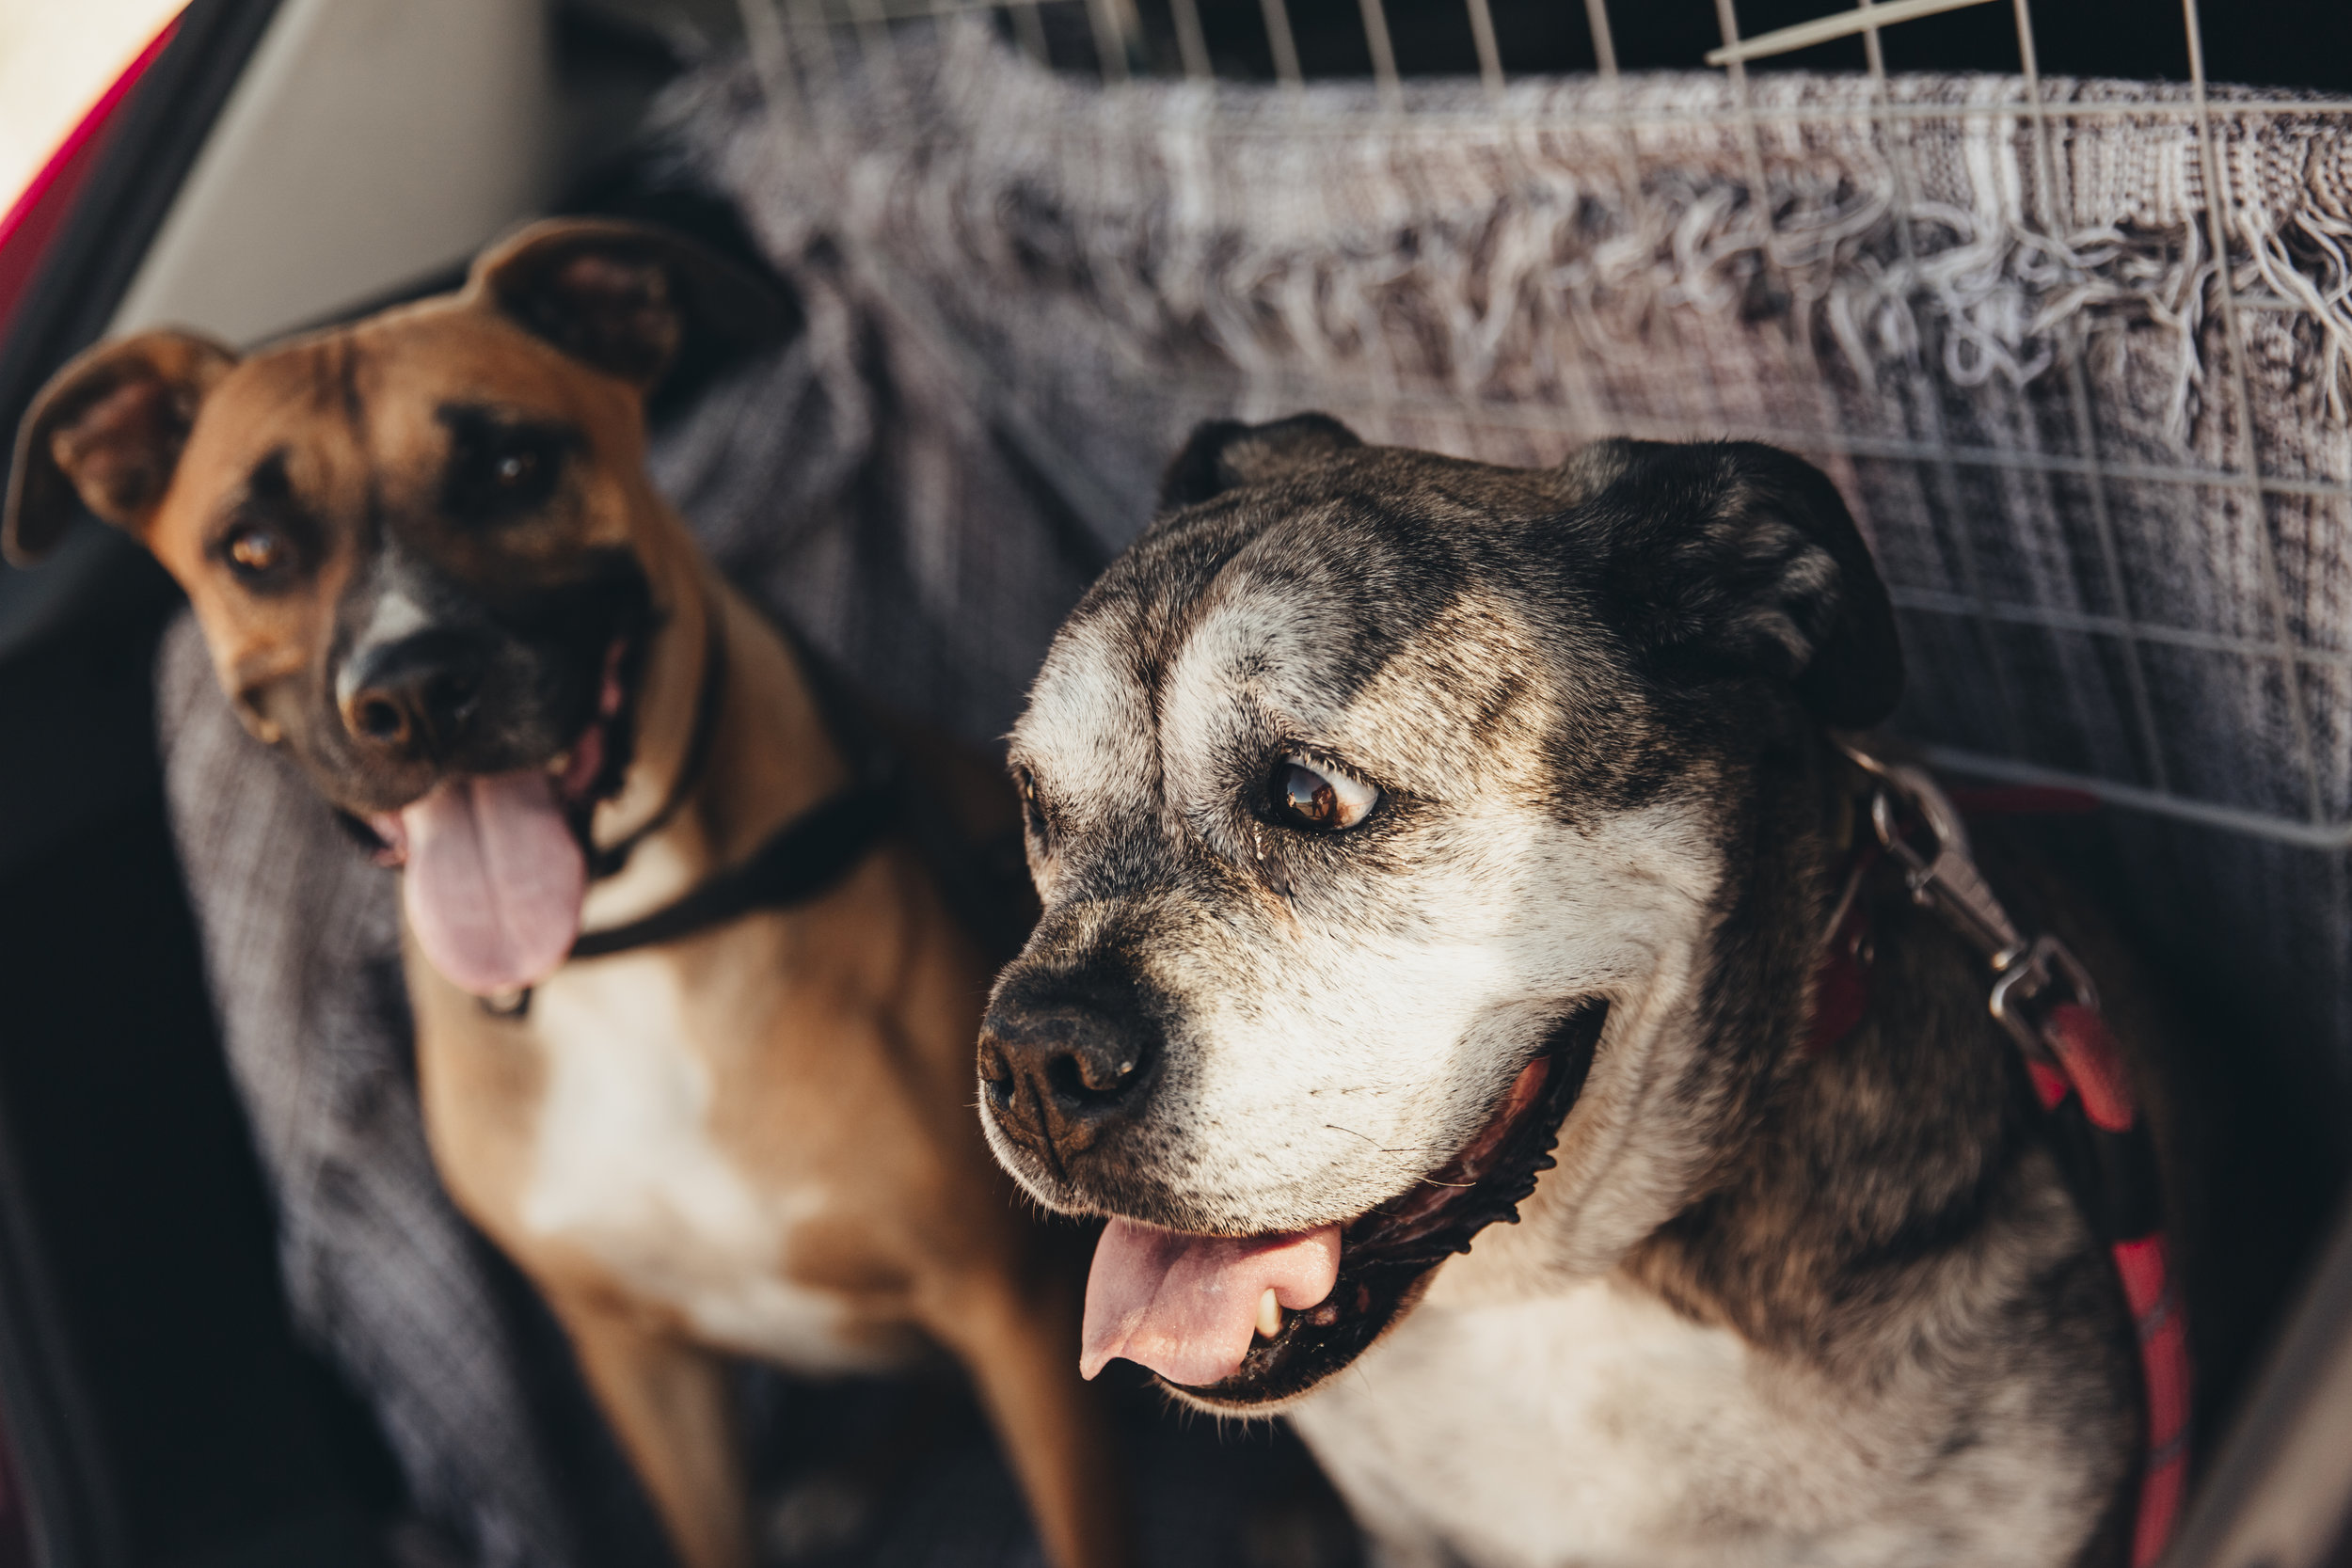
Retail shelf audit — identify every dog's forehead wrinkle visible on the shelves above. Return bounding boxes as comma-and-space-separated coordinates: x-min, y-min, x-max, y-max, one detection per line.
1152, 524, 1494, 798
1332, 597, 1570, 795
1021, 606, 1157, 817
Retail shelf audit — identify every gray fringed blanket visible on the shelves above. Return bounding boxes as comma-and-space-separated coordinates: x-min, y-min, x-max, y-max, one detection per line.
159, 29, 2351, 1563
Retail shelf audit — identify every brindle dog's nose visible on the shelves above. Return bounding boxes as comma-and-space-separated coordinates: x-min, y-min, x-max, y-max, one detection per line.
980, 963, 1165, 1168
340, 633, 487, 761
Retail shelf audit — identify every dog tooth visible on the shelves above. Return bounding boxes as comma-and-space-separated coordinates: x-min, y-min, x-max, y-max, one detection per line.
1256, 1288, 1282, 1339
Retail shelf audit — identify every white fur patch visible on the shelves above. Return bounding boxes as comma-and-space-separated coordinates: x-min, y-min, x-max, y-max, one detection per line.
334, 583, 435, 707
1295, 1275, 2090, 1568
521, 954, 892, 1372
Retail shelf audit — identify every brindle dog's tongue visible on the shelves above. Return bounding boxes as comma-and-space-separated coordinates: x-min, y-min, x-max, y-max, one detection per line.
1082, 1219, 1340, 1386
401, 771, 586, 995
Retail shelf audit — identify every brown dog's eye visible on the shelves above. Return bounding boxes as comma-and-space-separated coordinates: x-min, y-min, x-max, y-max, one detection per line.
438, 406, 575, 524
226, 526, 287, 579
1271, 757, 1379, 833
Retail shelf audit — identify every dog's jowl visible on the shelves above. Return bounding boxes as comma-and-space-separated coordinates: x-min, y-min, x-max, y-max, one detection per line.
984, 416, 2154, 1567
6, 221, 1128, 1568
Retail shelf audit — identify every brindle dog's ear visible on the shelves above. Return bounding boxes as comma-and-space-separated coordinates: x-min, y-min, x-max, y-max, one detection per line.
4, 330, 239, 566
468, 217, 786, 390
1159, 412, 1363, 509
1583, 438, 1904, 727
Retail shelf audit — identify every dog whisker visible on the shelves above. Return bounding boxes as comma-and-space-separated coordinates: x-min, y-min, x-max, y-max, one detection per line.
1326, 1124, 1437, 1152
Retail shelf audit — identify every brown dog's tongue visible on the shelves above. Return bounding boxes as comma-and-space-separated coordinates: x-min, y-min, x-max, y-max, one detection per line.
1081, 1219, 1341, 1386
400, 770, 586, 996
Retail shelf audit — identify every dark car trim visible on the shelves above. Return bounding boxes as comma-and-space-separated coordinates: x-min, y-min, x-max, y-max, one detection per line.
0, 8, 285, 1566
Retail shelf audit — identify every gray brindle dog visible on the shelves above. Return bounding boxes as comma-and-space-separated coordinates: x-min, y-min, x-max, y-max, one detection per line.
977, 416, 2147, 1567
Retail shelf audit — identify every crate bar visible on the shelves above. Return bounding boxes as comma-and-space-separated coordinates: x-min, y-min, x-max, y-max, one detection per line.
1706, 0, 2002, 66
1358, 0, 1402, 104
1459, 0, 1502, 91
1888, 586, 2352, 678
1921, 748, 2352, 850
1084, 0, 1133, 81
1583, 0, 1618, 76
2183, 0, 2328, 826
1168, 0, 1212, 79
1260, 0, 1304, 87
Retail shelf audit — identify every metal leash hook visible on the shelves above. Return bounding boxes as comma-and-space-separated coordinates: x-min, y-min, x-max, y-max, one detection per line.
1987, 934, 2102, 1060
1835, 737, 2097, 1060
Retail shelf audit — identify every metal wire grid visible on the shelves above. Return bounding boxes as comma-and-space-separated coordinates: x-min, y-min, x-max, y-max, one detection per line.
729, 0, 2352, 855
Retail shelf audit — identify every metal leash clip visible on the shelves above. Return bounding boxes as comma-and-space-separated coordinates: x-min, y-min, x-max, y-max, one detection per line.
1836, 738, 2098, 1060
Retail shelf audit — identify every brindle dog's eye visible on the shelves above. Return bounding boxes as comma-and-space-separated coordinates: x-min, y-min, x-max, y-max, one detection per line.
494, 451, 536, 488
1014, 766, 1050, 847
1271, 757, 1379, 833
225, 526, 288, 581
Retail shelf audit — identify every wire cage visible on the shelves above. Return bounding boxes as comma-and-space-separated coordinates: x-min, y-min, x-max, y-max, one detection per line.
647, 0, 2352, 1072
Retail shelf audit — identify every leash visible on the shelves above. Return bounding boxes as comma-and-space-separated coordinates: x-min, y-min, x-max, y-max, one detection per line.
1806, 741, 2189, 1568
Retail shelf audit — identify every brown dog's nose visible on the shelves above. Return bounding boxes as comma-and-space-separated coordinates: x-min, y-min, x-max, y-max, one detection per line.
340, 635, 486, 761
980, 965, 1164, 1169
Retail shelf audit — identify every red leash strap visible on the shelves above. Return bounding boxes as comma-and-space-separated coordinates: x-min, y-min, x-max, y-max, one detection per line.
2031, 1006, 2191, 1566
1817, 744, 2189, 1567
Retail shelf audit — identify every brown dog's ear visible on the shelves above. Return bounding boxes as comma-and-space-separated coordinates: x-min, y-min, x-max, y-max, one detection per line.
467, 217, 786, 390
1158, 413, 1363, 510
1586, 439, 1904, 728
5, 331, 239, 566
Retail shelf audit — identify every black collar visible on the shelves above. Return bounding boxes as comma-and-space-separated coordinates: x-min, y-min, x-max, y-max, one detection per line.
566, 782, 897, 962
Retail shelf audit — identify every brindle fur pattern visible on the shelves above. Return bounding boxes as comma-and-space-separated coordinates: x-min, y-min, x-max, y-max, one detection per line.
7, 222, 1128, 1568
984, 417, 2137, 1567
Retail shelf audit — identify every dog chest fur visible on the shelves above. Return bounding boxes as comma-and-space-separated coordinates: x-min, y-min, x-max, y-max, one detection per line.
1293, 1267, 2098, 1568
518, 948, 897, 1374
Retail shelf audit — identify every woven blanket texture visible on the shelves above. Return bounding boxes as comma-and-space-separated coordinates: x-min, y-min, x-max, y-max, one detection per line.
156, 34, 2349, 1565
650, 26, 2350, 1049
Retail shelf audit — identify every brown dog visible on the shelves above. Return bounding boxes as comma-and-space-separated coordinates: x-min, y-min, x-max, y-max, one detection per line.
4, 220, 1126, 1568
